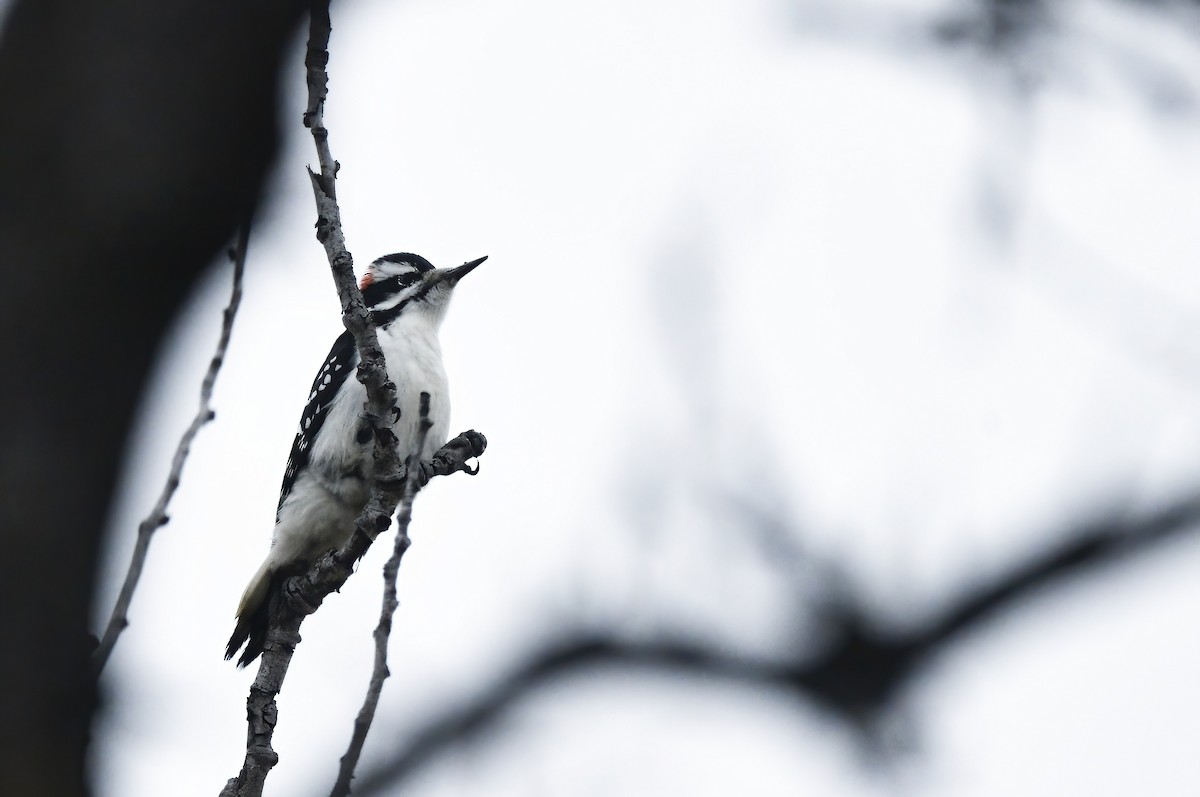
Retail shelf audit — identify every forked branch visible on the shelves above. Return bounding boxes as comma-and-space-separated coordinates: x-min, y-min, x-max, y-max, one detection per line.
220, 4, 487, 796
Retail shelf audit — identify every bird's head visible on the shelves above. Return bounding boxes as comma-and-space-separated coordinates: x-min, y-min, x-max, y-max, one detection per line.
360, 252, 486, 327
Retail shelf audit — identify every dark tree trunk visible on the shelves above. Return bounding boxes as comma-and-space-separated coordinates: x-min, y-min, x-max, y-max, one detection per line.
0, 1, 306, 793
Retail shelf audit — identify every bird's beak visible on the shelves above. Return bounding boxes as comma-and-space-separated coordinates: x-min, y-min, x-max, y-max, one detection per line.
439, 255, 487, 284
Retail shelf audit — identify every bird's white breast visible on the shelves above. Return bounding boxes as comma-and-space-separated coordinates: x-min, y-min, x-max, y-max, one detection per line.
379, 312, 452, 460
306, 314, 450, 497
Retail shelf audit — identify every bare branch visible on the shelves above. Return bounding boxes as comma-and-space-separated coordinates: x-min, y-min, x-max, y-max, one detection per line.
220, 4, 389, 793
92, 219, 251, 677
221, 431, 485, 797
330, 399, 434, 797
303, 0, 337, 199
350, 492, 1200, 795
221, 5, 488, 795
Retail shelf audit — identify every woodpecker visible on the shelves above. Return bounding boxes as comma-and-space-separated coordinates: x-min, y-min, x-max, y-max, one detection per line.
225, 252, 485, 667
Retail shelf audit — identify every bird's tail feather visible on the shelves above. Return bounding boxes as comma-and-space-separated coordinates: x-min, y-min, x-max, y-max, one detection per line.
224, 561, 278, 667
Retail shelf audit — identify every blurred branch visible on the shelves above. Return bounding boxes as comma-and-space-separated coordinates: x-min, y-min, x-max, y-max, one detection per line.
932, 0, 1051, 58
789, 0, 1052, 61
909, 494, 1200, 653
93, 220, 251, 677
350, 636, 792, 797
351, 493, 1200, 794
793, 0, 1200, 111
792, 0, 1051, 247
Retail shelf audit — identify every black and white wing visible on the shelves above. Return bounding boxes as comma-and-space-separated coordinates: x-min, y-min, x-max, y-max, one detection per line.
276, 330, 358, 520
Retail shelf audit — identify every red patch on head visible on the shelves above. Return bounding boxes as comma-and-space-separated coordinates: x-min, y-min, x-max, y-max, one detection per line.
359, 272, 374, 290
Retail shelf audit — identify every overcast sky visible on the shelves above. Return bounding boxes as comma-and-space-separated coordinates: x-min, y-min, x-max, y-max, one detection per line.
91, 0, 1200, 795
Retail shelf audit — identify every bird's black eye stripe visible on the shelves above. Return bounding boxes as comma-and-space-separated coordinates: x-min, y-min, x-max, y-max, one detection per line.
361, 279, 395, 307
361, 272, 422, 308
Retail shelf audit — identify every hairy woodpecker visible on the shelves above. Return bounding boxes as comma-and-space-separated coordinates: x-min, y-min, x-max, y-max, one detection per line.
225, 252, 485, 667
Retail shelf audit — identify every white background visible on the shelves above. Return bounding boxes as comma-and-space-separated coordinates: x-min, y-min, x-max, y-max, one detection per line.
91, 0, 1200, 794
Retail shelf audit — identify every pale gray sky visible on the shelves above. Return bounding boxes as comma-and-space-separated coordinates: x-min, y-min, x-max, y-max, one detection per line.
92, 0, 1200, 794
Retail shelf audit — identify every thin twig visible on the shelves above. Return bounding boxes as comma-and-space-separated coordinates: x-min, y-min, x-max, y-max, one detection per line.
330, 398, 434, 797
92, 219, 250, 677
